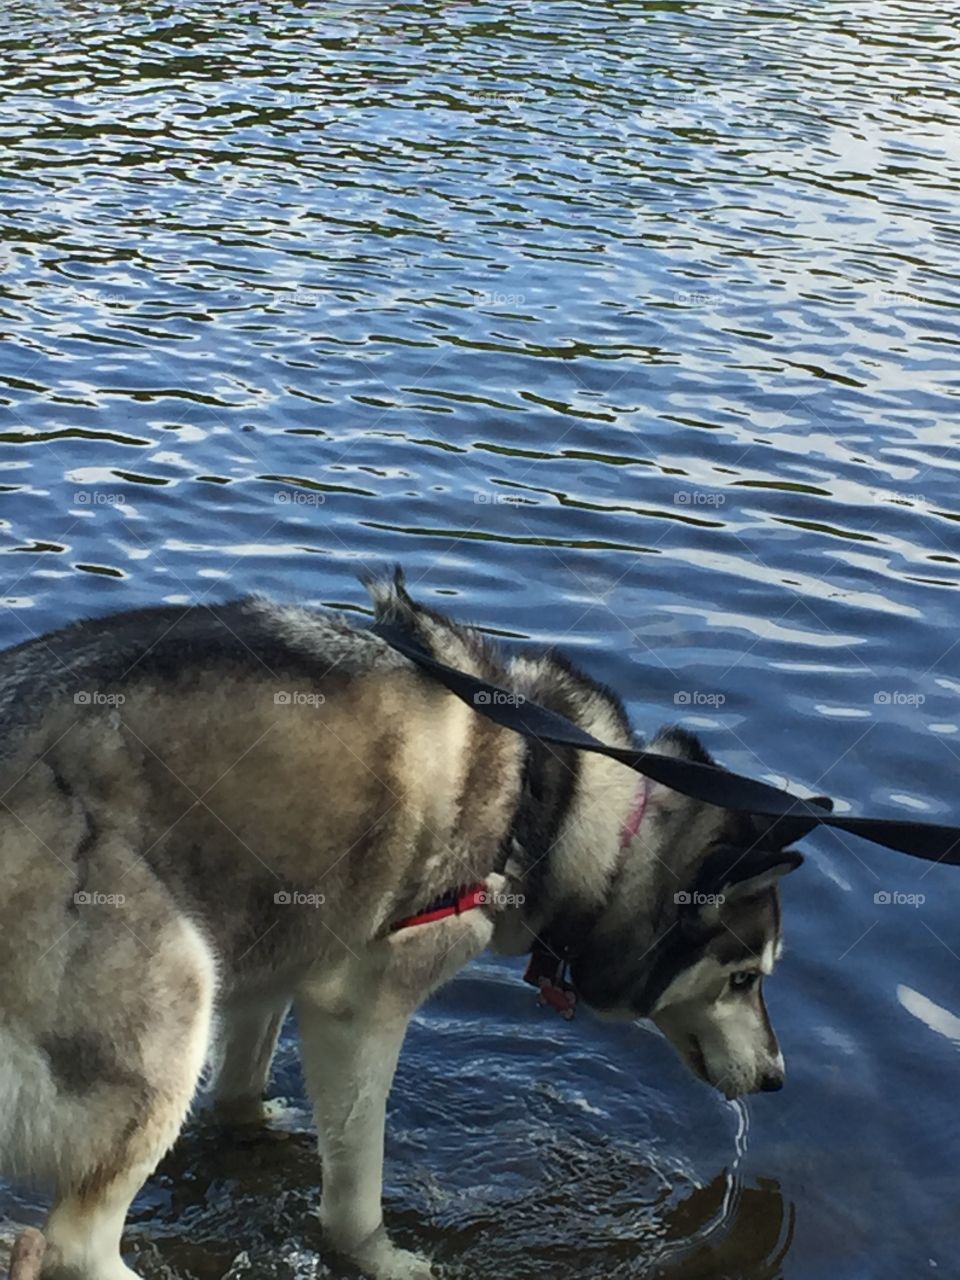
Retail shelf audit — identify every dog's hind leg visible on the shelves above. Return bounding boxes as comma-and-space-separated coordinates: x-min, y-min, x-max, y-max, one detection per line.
40, 920, 216, 1280
212, 996, 291, 1124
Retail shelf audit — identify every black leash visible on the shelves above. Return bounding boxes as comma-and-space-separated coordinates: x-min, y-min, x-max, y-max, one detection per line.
371, 622, 960, 867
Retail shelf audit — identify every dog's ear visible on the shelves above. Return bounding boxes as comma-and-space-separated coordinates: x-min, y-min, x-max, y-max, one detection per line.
718, 848, 804, 902
362, 566, 489, 672
751, 796, 833, 849
693, 845, 804, 908
361, 564, 415, 622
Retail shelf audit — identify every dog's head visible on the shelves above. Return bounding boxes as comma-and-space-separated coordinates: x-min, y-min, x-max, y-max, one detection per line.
570, 732, 829, 1100
645, 839, 806, 1099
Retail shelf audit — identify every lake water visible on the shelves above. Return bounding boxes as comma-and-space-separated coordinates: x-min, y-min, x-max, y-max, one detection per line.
1, 1, 959, 1277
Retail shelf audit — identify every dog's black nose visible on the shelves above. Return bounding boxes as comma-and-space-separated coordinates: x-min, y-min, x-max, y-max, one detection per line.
759, 1073, 784, 1092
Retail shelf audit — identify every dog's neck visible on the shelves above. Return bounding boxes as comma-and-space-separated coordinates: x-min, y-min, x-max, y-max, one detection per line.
493, 728, 708, 975
492, 743, 646, 958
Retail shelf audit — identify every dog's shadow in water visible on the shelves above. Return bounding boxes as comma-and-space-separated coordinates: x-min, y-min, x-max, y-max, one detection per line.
124, 1108, 794, 1280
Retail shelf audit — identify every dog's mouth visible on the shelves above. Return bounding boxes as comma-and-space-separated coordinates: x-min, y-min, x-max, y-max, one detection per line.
681, 1035, 752, 1100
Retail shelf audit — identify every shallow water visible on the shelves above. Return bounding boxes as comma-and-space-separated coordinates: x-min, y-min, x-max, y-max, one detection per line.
1, 0, 959, 1277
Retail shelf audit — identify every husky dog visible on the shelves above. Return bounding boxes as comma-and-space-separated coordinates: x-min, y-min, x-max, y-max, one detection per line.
0, 571, 820, 1280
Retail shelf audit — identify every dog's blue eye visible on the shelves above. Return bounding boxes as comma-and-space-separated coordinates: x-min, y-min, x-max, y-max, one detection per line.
730, 971, 759, 991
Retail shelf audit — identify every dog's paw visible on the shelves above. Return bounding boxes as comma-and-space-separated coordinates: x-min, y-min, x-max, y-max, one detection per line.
374, 1245, 435, 1280
348, 1227, 435, 1280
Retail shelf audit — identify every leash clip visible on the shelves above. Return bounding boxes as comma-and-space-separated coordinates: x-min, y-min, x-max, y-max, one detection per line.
524, 945, 577, 1021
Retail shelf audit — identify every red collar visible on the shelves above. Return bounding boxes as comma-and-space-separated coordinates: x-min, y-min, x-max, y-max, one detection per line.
619, 777, 650, 848
390, 882, 487, 932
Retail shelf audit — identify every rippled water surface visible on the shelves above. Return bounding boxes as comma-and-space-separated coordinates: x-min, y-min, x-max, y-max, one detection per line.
2, 1, 959, 1277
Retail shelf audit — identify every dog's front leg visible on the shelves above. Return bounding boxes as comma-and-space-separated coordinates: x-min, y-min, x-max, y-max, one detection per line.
295, 998, 432, 1280
294, 880, 503, 1278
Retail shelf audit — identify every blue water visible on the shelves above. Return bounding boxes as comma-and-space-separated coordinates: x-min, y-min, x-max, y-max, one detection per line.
1, 1, 959, 1276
